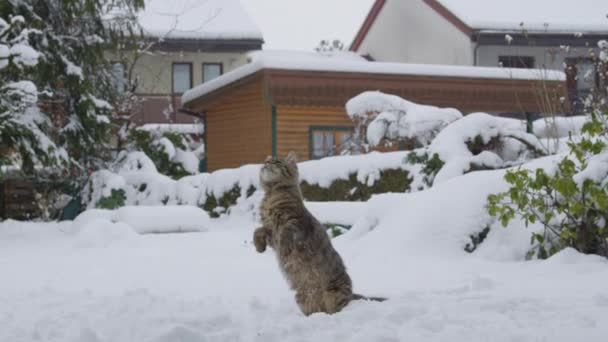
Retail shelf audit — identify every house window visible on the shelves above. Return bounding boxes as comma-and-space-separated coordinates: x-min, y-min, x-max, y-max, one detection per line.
566, 58, 599, 114
498, 56, 535, 68
309, 126, 352, 159
172, 63, 192, 93
203, 63, 223, 83
111, 62, 125, 94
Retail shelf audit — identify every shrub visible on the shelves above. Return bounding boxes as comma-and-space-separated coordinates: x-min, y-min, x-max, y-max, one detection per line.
487, 44, 608, 259
300, 169, 411, 201
96, 189, 126, 210
127, 130, 195, 180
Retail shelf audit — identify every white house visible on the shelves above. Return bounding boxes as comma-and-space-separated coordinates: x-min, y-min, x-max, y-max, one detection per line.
114, 0, 263, 124
350, 0, 608, 112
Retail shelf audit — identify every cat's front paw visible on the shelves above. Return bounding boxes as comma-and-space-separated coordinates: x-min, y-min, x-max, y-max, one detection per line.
253, 227, 268, 253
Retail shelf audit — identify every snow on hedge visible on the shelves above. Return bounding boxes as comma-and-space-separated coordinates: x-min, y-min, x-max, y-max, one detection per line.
346, 91, 462, 147
427, 112, 546, 183
83, 150, 417, 215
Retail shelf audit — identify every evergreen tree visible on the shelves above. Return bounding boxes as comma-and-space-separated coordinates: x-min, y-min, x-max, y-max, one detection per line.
0, 0, 144, 179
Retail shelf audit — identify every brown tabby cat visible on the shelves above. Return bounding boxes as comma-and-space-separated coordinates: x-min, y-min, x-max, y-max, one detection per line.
253, 152, 385, 315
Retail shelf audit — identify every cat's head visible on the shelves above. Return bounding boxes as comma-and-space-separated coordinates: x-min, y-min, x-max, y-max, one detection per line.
260, 151, 299, 189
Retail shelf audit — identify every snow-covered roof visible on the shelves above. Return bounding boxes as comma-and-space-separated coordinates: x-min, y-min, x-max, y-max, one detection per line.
138, 0, 263, 40
138, 123, 204, 134
436, 0, 608, 33
182, 50, 566, 105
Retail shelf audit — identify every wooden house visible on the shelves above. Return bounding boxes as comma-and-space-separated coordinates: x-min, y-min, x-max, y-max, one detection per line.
181, 51, 567, 171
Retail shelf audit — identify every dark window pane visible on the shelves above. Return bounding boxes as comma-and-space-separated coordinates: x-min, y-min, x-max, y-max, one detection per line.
498, 56, 535, 68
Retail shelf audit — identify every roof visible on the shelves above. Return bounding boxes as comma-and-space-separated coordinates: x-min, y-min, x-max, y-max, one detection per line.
437, 0, 608, 34
182, 50, 566, 106
351, 0, 608, 50
138, 0, 263, 40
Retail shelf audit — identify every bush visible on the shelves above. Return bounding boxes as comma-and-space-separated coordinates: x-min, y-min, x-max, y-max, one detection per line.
300, 169, 411, 201
201, 185, 243, 218
487, 46, 608, 259
405, 151, 444, 188
127, 130, 196, 180
96, 189, 126, 210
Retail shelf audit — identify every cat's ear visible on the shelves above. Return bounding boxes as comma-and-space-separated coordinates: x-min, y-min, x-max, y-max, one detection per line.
286, 151, 298, 164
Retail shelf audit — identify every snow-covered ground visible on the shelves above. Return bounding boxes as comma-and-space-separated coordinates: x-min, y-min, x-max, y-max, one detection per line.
2, 163, 607, 342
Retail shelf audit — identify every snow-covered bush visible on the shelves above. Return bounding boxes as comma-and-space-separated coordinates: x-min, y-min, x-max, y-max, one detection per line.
82, 151, 417, 217
488, 41, 608, 259
406, 113, 547, 187
345, 91, 462, 151
124, 129, 200, 179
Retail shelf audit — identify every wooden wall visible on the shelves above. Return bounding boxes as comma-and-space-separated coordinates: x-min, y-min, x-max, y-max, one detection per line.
275, 105, 353, 160
189, 76, 272, 171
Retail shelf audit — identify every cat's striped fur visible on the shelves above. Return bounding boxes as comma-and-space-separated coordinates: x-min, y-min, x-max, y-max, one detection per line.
253, 152, 385, 315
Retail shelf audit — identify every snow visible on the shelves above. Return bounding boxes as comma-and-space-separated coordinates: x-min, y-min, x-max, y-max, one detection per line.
138, 123, 204, 135
61, 56, 83, 80
4, 80, 38, 104
347, 91, 463, 146
573, 153, 608, 187
437, 0, 608, 33
182, 50, 566, 105
428, 112, 543, 183
85, 149, 416, 214
2, 157, 608, 341
174, 148, 200, 174
9, 43, 39, 67
0, 43, 9, 69
137, 0, 263, 40
156, 137, 176, 159
533, 115, 588, 139
87, 95, 113, 110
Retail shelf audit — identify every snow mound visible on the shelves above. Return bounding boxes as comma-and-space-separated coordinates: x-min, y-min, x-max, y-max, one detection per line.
533, 115, 588, 139
545, 247, 608, 265
73, 206, 210, 234
428, 113, 544, 183
347, 91, 462, 147
116, 205, 210, 234
75, 218, 139, 248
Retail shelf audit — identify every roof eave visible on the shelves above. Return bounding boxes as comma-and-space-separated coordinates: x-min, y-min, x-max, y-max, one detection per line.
349, 0, 387, 52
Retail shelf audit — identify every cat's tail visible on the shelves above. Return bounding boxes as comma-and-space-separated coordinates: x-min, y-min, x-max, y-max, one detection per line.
352, 293, 387, 302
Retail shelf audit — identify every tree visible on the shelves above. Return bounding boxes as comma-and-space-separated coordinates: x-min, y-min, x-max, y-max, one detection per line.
0, 0, 144, 179
315, 39, 345, 54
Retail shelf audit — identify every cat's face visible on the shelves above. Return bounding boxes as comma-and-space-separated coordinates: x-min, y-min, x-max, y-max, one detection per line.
260, 152, 299, 188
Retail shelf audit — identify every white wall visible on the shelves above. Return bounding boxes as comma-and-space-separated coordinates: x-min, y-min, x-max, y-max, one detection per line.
357, 0, 474, 65
131, 51, 250, 94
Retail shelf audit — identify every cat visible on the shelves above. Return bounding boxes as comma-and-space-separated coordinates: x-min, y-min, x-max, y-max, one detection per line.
253, 151, 385, 315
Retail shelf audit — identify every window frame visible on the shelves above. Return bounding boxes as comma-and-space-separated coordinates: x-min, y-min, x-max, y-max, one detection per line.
498, 55, 535, 69
308, 125, 353, 160
202, 62, 224, 83
171, 62, 193, 94
110, 61, 127, 94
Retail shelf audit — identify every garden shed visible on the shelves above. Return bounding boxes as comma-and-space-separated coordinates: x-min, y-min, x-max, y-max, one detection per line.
181, 51, 567, 171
